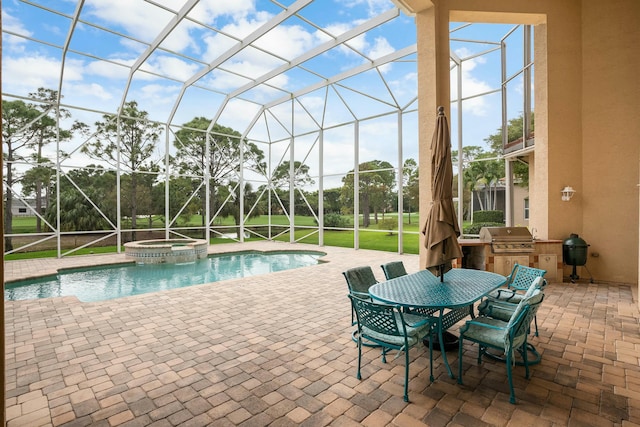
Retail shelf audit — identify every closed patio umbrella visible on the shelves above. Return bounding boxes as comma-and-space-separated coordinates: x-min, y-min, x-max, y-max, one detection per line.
422, 106, 463, 280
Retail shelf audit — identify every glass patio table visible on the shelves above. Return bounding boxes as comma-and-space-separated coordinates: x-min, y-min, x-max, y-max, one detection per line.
369, 268, 506, 379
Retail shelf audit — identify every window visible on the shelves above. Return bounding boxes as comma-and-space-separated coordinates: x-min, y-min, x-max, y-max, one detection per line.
524, 198, 529, 220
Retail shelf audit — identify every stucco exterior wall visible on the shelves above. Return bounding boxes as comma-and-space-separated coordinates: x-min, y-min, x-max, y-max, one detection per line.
406, 0, 639, 288
580, 0, 640, 284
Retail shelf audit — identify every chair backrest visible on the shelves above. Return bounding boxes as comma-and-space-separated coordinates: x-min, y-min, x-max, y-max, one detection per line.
381, 261, 407, 280
522, 276, 546, 298
506, 263, 547, 291
343, 266, 378, 297
504, 286, 544, 350
348, 294, 403, 338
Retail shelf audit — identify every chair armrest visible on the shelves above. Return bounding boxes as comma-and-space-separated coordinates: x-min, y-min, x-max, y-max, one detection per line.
494, 289, 520, 301
349, 290, 371, 300
464, 319, 507, 331
404, 317, 433, 328
485, 299, 520, 311
504, 273, 514, 287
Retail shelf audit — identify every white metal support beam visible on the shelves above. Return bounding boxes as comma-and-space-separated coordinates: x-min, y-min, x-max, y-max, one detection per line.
226, 8, 399, 100
167, 0, 313, 125
263, 44, 417, 110
121, 0, 200, 112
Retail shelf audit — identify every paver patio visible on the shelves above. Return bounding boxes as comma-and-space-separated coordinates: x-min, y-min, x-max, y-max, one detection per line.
4, 241, 640, 426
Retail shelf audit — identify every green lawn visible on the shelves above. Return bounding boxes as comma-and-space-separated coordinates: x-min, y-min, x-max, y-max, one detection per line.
4, 213, 434, 259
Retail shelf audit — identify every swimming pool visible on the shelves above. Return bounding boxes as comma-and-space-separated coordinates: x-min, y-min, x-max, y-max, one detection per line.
5, 250, 326, 302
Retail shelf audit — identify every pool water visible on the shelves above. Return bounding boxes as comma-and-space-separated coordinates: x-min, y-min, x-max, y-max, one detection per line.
5, 251, 325, 302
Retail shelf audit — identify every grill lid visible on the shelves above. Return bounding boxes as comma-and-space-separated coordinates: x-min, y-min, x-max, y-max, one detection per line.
479, 227, 533, 242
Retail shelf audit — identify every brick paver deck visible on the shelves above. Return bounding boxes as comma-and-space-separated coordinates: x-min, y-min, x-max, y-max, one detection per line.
5, 241, 640, 426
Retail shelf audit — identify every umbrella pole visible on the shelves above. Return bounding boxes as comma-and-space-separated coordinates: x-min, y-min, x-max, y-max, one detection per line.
440, 240, 446, 281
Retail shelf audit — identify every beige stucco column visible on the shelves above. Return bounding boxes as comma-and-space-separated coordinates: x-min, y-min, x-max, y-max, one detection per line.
415, 1, 451, 268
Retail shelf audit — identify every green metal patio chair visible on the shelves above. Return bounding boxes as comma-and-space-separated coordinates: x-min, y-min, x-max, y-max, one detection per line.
380, 261, 408, 280
343, 266, 381, 346
349, 294, 435, 402
343, 266, 379, 324
343, 266, 378, 302
478, 276, 547, 323
482, 263, 546, 336
458, 284, 544, 404
486, 263, 546, 300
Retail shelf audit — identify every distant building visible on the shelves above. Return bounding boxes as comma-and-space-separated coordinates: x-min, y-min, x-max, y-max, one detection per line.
471, 183, 529, 227
9, 198, 45, 217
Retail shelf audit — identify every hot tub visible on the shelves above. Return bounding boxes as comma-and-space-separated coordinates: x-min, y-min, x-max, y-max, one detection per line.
124, 239, 208, 264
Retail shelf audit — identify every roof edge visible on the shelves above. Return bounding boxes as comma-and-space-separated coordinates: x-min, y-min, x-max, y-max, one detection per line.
391, 0, 433, 16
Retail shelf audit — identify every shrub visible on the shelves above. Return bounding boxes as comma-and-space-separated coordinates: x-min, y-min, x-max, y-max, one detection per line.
320, 213, 351, 228
378, 218, 397, 235
473, 211, 504, 225
473, 210, 504, 223
463, 222, 505, 235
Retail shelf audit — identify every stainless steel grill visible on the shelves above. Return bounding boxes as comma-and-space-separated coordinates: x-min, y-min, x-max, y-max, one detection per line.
479, 227, 535, 253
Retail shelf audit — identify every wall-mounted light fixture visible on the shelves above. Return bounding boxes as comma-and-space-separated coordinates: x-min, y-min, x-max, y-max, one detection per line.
561, 186, 576, 201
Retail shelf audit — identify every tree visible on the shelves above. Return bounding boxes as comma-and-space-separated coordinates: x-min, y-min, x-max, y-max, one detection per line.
322, 188, 342, 214
44, 166, 117, 231
270, 160, 315, 217
341, 160, 395, 228
121, 165, 159, 229
484, 113, 534, 186
402, 158, 419, 224
21, 159, 55, 229
452, 146, 485, 171
3, 100, 39, 250
172, 118, 265, 231
27, 88, 82, 232
82, 101, 161, 240
2, 90, 79, 250
218, 181, 264, 238
271, 160, 315, 188
463, 153, 504, 211
152, 176, 201, 226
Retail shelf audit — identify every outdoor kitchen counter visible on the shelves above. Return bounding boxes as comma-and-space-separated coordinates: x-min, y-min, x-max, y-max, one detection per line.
456, 238, 564, 282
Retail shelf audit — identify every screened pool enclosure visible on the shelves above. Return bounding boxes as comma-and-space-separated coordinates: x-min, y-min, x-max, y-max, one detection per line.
2, 0, 534, 257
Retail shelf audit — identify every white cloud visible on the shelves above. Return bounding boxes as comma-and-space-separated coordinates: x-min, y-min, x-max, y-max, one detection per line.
201, 68, 252, 92
189, 0, 255, 23
368, 36, 394, 59
66, 83, 113, 101
388, 71, 418, 103
253, 24, 316, 61
139, 56, 201, 81
201, 32, 238, 63
87, 1, 178, 44
451, 48, 492, 117
85, 58, 131, 80
2, 10, 32, 39
214, 98, 263, 134
2, 55, 62, 92
339, 0, 394, 18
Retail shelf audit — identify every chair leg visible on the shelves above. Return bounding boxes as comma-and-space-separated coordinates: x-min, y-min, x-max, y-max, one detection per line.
523, 339, 530, 379
356, 337, 363, 380
403, 347, 410, 402
533, 315, 539, 337
428, 327, 434, 383
457, 336, 464, 385
381, 347, 388, 364
506, 350, 516, 404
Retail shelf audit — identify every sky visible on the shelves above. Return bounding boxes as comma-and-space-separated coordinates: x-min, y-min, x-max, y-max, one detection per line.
2, 0, 531, 192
